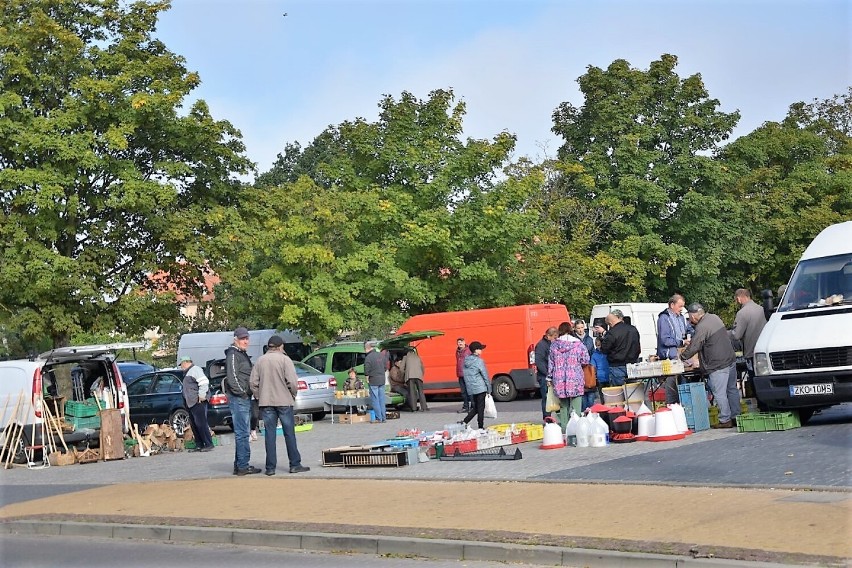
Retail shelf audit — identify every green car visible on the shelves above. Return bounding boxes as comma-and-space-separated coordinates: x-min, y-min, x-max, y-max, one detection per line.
301, 332, 442, 408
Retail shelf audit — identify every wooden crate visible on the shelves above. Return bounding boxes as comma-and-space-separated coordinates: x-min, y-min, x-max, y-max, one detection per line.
74, 447, 100, 464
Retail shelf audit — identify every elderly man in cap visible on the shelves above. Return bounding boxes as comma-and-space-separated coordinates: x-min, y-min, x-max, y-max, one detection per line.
363, 340, 387, 423
680, 303, 740, 428
224, 326, 260, 475
250, 335, 309, 475
180, 355, 213, 451
599, 309, 641, 386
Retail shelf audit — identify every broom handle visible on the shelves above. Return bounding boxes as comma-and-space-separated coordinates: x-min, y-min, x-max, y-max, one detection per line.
1, 392, 25, 467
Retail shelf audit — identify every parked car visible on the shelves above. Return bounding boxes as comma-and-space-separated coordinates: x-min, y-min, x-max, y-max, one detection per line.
116, 360, 156, 382
300, 332, 442, 407
0, 342, 144, 462
125, 369, 231, 435
206, 359, 337, 421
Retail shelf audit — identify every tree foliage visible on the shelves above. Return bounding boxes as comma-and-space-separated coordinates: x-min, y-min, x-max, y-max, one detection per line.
230, 89, 536, 341
0, 0, 251, 347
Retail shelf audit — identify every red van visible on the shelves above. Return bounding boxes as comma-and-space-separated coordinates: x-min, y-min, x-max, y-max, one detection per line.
393, 304, 571, 402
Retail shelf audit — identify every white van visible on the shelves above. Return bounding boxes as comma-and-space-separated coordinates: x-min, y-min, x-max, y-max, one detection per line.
176, 329, 307, 369
588, 303, 669, 362
752, 221, 852, 423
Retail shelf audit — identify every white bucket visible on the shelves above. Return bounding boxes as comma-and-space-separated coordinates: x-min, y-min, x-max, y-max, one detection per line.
637, 413, 654, 439
624, 382, 645, 402
668, 403, 689, 433
602, 386, 625, 405
653, 407, 679, 437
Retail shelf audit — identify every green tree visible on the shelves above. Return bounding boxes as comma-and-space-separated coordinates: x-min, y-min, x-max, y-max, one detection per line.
0, 0, 252, 347
714, 89, 852, 298
549, 54, 740, 306
232, 89, 535, 340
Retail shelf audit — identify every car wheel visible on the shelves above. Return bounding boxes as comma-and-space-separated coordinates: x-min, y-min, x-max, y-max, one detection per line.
170, 408, 191, 436
491, 376, 517, 402
311, 411, 327, 421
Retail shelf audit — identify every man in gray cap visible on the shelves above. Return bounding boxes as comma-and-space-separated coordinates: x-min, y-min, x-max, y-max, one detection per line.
599, 309, 640, 386
180, 355, 213, 451
680, 303, 740, 428
224, 327, 260, 475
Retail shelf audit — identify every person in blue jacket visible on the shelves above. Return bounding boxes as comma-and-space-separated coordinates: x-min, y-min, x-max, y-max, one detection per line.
590, 337, 609, 406
460, 341, 491, 430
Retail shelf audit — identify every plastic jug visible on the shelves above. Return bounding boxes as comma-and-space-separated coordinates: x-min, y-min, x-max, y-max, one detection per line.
564, 409, 580, 446
576, 414, 591, 447
594, 413, 610, 445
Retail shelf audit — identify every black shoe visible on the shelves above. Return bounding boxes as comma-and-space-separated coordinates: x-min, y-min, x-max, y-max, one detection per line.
200, 446, 214, 452
289, 465, 310, 474
234, 465, 262, 476
265, 469, 275, 476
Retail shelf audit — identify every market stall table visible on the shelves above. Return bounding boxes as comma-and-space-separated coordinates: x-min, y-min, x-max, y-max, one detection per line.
324, 395, 371, 424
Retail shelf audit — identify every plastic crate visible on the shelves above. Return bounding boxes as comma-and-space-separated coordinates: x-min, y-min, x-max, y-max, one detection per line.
65, 399, 99, 418
342, 450, 407, 467
736, 412, 801, 432
383, 437, 419, 449
678, 383, 710, 432
67, 414, 100, 430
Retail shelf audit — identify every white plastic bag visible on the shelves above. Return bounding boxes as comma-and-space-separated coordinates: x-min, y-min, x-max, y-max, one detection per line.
484, 394, 497, 419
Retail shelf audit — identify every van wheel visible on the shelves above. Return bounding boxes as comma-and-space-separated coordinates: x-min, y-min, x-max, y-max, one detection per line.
797, 408, 815, 425
311, 411, 327, 421
491, 376, 517, 402
170, 409, 191, 436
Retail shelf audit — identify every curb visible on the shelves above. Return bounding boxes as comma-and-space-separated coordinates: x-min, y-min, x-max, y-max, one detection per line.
0, 520, 804, 567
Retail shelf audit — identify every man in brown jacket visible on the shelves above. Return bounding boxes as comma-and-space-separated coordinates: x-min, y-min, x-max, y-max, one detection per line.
249, 335, 310, 475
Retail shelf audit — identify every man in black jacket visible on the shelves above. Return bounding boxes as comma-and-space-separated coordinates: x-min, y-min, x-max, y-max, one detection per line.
224, 327, 260, 475
599, 310, 640, 386
534, 327, 558, 419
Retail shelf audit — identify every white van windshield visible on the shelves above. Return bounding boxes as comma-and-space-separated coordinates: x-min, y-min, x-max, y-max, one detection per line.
778, 253, 852, 312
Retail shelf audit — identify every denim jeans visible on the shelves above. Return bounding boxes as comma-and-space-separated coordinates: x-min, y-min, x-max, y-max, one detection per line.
458, 377, 471, 410
369, 385, 386, 421
261, 405, 302, 471
707, 364, 739, 423
581, 391, 596, 412
228, 396, 251, 470
538, 375, 549, 419
609, 366, 627, 386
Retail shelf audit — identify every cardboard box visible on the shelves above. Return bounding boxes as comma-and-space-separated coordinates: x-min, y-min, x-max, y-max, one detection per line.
338, 413, 370, 424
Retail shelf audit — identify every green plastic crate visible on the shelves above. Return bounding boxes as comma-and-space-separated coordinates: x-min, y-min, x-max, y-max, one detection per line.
65, 398, 99, 418
68, 414, 101, 430
736, 412, 801, 432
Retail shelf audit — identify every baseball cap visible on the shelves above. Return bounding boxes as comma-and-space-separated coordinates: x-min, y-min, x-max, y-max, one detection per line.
267, 335, 284, 347
469, 341, 486, 351
234, 326, 250, 339
179, 356, 192, 363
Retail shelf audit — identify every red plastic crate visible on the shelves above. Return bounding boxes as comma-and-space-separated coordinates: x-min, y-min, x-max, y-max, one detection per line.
511, 430, 528, 444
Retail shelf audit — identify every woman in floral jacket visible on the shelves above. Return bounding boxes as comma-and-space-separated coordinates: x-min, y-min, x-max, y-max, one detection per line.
547, 321, 590, 426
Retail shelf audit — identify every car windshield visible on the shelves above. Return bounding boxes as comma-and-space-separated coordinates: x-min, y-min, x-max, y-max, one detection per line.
778, 253, 852, 312
294, 361, 323, 376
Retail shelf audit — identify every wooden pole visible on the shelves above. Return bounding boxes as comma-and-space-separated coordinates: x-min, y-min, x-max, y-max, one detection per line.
0, 392, 24, 465
4, 394, 27, 469
44, 403, 69, 453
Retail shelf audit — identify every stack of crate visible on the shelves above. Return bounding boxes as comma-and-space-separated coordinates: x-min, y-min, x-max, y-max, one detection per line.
677, 383, 710, 432
64, 398, 100, 430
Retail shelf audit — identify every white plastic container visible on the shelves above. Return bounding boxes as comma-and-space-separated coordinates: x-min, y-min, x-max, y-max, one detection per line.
564, 410, 580, 446
576, 414, 591, 447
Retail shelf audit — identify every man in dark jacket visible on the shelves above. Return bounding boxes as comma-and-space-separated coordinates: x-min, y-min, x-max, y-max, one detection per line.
599, 310, 640, 386
680, 303, 739, 429
224, 327, 260, 475
363, 340, 387, 422
534, 327, 558, 419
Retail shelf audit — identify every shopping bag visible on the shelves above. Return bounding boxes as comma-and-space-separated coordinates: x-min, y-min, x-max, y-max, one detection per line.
484, 394, 497, 419
545, 384, 561, 412
582, 364, 597, 390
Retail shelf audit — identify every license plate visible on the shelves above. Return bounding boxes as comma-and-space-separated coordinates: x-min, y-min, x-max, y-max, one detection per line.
309, 382, 327, 390
790, 383, 834, 396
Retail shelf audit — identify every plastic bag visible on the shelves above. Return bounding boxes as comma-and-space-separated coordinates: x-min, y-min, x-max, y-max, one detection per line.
545, 384, 561, 412
484, 394, 497, 419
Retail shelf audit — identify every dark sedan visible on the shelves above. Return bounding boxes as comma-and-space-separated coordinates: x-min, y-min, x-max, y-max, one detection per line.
125, 369, 231, 435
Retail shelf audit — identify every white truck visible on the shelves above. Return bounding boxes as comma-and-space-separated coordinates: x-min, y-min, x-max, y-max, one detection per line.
752, 221, 852, 423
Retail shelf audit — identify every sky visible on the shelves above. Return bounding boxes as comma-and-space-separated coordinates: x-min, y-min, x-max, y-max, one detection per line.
155, 0, 851, 177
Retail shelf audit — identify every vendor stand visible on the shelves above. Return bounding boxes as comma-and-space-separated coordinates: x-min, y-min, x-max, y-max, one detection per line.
324, 392, 371, 424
